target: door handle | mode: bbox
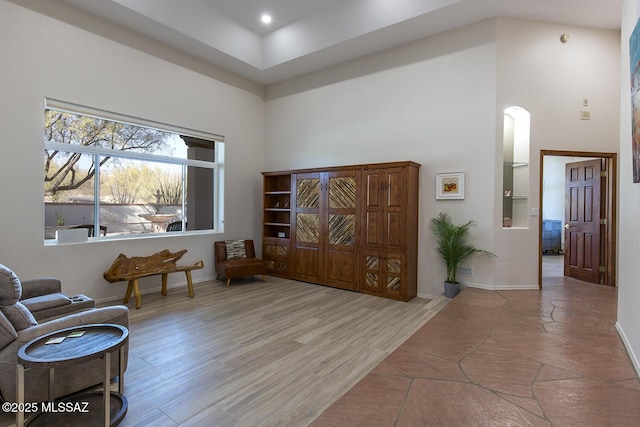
[564,224,570,229]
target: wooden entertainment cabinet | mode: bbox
[262,161,420,301]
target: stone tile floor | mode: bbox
[311,275,640,426]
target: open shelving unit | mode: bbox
[262,173,292,276]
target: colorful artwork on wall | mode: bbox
[435,172,465,199]
[629,17,640,182]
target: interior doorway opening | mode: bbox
[539,150,617,288]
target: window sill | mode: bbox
[44,229,221,246]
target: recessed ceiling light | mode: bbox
[261,14,272,24]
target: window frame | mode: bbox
[44,100,224,243]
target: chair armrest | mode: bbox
[15,305,129,345]
[20,278,62,300]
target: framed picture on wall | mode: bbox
[436,172,465,199]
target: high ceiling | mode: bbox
[57,0,622,85]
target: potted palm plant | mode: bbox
[429,212,495,298]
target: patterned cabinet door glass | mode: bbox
[328,176,356,247]
[264,244,289,274]
[329,176,356,209]
[363,253,382,294]
[265,244,288,258]
[329,214,355,246]
[265,259,289,273]
[296,178,320,208]
[384,253,404,298]
[386,257,402,291]
[296,213,320,243]
[296,177,321,245]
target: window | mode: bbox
[44,99,224,241]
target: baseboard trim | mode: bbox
[464,282,539,291]
[417,292,441,300]
[615,322,640,377]
[96,275,216,305]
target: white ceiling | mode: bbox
[202,0,345,36]
[59,0,622,85]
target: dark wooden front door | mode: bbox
[564,159,601,284]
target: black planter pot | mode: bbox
[444,281,460,298]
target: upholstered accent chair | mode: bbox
[0,264,129,403]
[214,240,267,287]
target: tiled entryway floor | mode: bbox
[311,276,640,426]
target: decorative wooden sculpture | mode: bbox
[104,249,204,309]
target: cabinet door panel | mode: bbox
[361,251,405,298]
[363,170,383,248]
[386,211,405,250]
[384,168,406,251]
[264,242,290,275]
[327,249,357,290]
[365,172,382,208]
[361,252,383,295]
[295,247,320,279]
[386,169,405,208]
[293,173,322,282]
[364,212,381,246]
[325,171,358,288]
[384,253,404,298]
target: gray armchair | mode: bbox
[0,264,129,403]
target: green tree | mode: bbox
[148,167,183,205]
[103,165,144,204]
[100,163,183,205]
[44,109,172,196]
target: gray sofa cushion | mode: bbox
[20,277,62,299]
[0,311,17,351]
[0,302,37,330]
[21,292,71,313]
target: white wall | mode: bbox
[0,1,265,302]
[618,0,640,375]
[265,18,620,297]
[266,21,499,298]
[493,18,620,288]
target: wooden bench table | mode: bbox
[103,249,204,309]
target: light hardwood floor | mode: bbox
[121,276,445,426]
[0,276,445,426]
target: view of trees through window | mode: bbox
[44,105,221,240]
